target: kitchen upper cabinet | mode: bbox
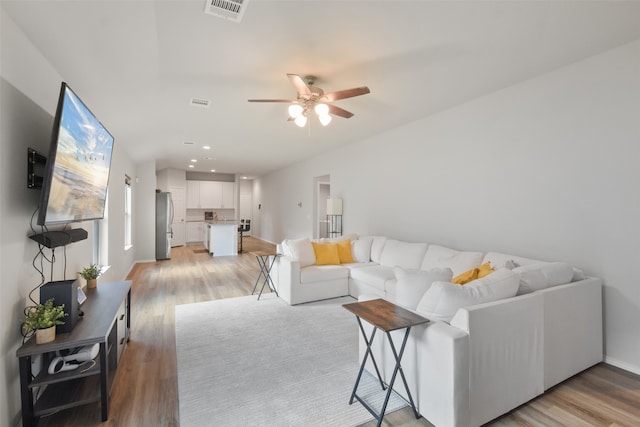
[186,181,201,209]
[186,180,235,209]
[199,181,222,208]
[221,182,235,209]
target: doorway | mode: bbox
[314,175,330,239]
[169,186,186,246]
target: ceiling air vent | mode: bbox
[204,0,249,23]
[190,97,210,108]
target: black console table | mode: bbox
[16,280,131,427]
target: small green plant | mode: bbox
[22,298,67,331]
[79,263,101,280]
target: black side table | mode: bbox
[343,298,429,427]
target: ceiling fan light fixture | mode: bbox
[294,114,307,127]
[314,103,329,116]
[288,103,303,118]
[319,114,332,126]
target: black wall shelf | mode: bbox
[27,148,46,189]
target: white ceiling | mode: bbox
[3,1,640,178]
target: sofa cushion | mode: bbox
[300,265,350,283]
[349,265,395,292]
[379,240,429,269]
[513,262,574,295]
[369,236,388,263]
[416,268,520,322]
[311,242,340,265]
[482,252,542,269]
[351,238,373,263]
[421,245,483,275]
[282,238,315,267]
[394,266,454,310]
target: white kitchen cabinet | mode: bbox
[186,180,235,209]
[199,181,222,208]
[186,181,201,209]
[186,222,205,243]
[207,223,237,256]
[221,182,235,209]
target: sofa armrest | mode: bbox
[274,256,300,305]
[539,277,602,389]
[450,293,544,427]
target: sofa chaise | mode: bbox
[273,235,603,427]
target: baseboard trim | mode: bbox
[604,355,640,376]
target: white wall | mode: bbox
[1,12,141,426]
[257,39,640,374]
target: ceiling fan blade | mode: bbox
[322,86,370,102]
[287,74,312,97]
[247,99,293,103]
[328,104,354,119]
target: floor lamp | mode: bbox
[327,198,343,238]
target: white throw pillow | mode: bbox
[283,238,316,267]
[420,244,483,276]
[513,262,574,295]
[394,266,453,310]
[379,240,429,269]
[416,268,520,322]
[351,238,373,263]
[369,236,388,263]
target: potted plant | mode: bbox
[22,298,67,344]
[79,263,101,288]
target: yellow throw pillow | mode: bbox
[311,242,341,265]
[336,239,354,264]
[452,267,479,285]
[477,261,494,279]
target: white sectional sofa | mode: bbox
[273,235,603,427]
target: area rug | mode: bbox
[175,294,407,427]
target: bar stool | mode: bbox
[238,219,250,253]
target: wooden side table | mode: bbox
[250,251,279,300]
[343,298,429,427]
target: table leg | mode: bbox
[99,340,109,421]
[251,256,268,295]
[383,327,420,419]
[19,355,35,427]
[257,255,279,299]
[351,317,385,400]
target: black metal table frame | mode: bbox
[251,253,279,300]
[349,316,420,427]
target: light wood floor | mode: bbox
[38,239,640,427]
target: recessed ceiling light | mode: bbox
[203,146,211,150]
[242,176,247,180]
[210,169,216,172]
[188,165,195,168]
[190,159,197,162]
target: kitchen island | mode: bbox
[204,222,237,256]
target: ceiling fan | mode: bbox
[248,74,370,127]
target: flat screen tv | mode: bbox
[37,82,114,226]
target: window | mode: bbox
[93,194,108,267]
[124,175,132,250]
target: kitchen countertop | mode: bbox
[186,220,237,224]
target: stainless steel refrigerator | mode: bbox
[155,192,174,260]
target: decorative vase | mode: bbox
[88,278,98,289]
[36,326,56,344]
